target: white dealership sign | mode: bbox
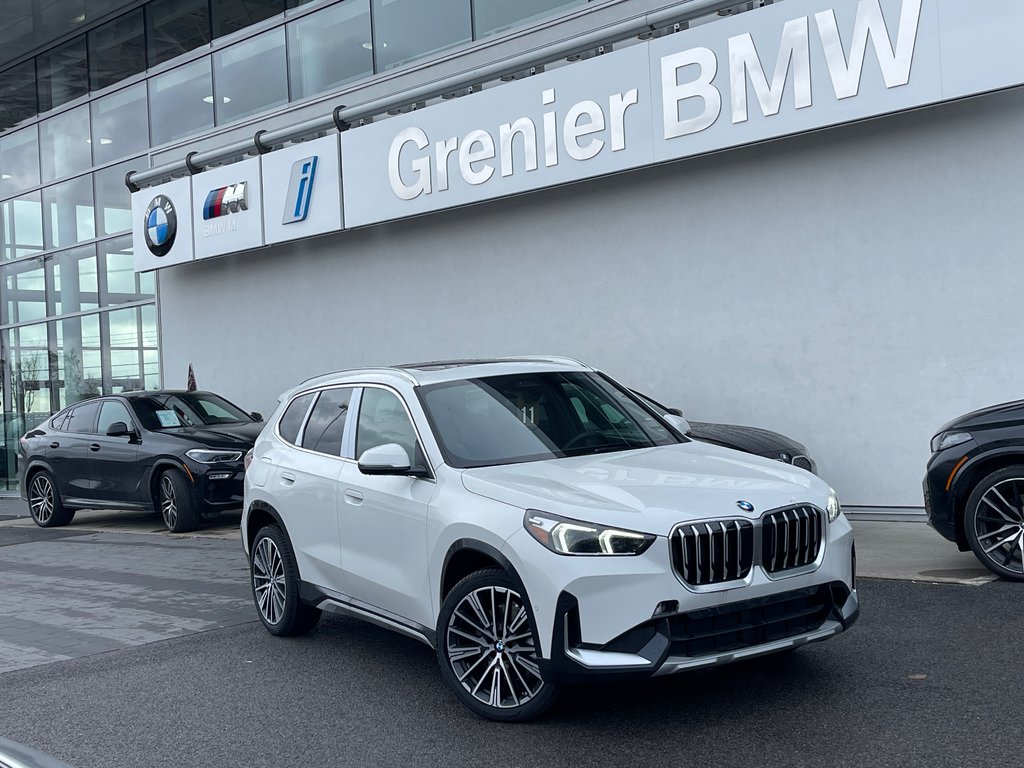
[130,177,194,272]
[341,0,1024,227]
[132,0,1024,266]
[191,157,264,260]
[261,135,343,246]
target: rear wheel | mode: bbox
[964,466,1024,581]
[27,470,74,528]
[157,470,199,533]
[250,524,321,636]
[436,567,558,722]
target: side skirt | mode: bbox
[299,581,436,649]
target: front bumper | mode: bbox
[186,462,245,515]
[923,443,977,546]
[540,580,858,684]
[503,514,857,682]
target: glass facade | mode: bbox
[0,0,592,492]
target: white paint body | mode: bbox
[242,359,856,666]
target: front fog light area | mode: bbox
[525,511,655,555]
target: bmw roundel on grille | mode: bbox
[143,195,177,257]
[736,500,755,512]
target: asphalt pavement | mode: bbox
[0,509,1019,768]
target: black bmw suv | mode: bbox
[19,390,262,533]
[925,400,1024,581]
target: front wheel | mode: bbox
[27,470,75,528]
[964,466,1024,581]
[157,470,198,533]
[436,568,558,722]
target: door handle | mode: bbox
[344,489,364,504]
[89,443,101,452]
[50,442,59,449]
[280,471,296,484]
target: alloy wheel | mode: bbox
[160,475,177,529]
[445,585,545,709]
[252,537,286,625]
[974,478,1024,576]
[29,475,54,524]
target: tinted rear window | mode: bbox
[279,393,315,445]
[65,401,101,434]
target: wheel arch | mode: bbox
[147,458,195,505]
[245,500,289,553]
[952,450,1024,547]
[440,538,527,607]
[22,459,55,492]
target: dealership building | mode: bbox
[0,0,1020,515]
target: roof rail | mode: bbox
[293,366,421,389]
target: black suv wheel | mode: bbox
[27,470,75,528]
[964,466,1024,581]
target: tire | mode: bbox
[27,470,75,528]
[157,470,199,533]
[964,465,1024,581]
[250,524,321,637]
[436,567,558,722]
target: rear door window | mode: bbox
[65,401,101,434]
[301,388,353,457]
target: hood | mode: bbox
[936,400,1024,434]
[687,420,806,458]
[461,442,826,535]
[157,421,261,449]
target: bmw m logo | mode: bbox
[203,182,247,220]
[736,500,755,512]
[143,195,177,257]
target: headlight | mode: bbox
[185,448,243,464]
[826,490,841,523]
[524,511,655,555]
[930,431,971,453]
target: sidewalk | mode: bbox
[0,496,27,521]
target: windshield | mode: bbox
[131,393,252,430]
[418,371,681,468]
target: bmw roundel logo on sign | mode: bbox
[143,195,177,257]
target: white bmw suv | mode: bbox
[242,357,858,721]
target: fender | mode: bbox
[20,458,56,498]
[244,499,288,549]
[441,538,527,596]
[951,446,1024,495]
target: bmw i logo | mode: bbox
[736,500,755,512]
[144,195,177,257]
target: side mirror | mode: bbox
[250,411,263,422]
[358,443,429,477]
[663,413,692,436]
[665,407,684,417]
[106,421,134,438]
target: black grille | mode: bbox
[667,585,834,657]
[672,520,754,586]
[762,505,825,574]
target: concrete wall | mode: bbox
[158,86,1024,508]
